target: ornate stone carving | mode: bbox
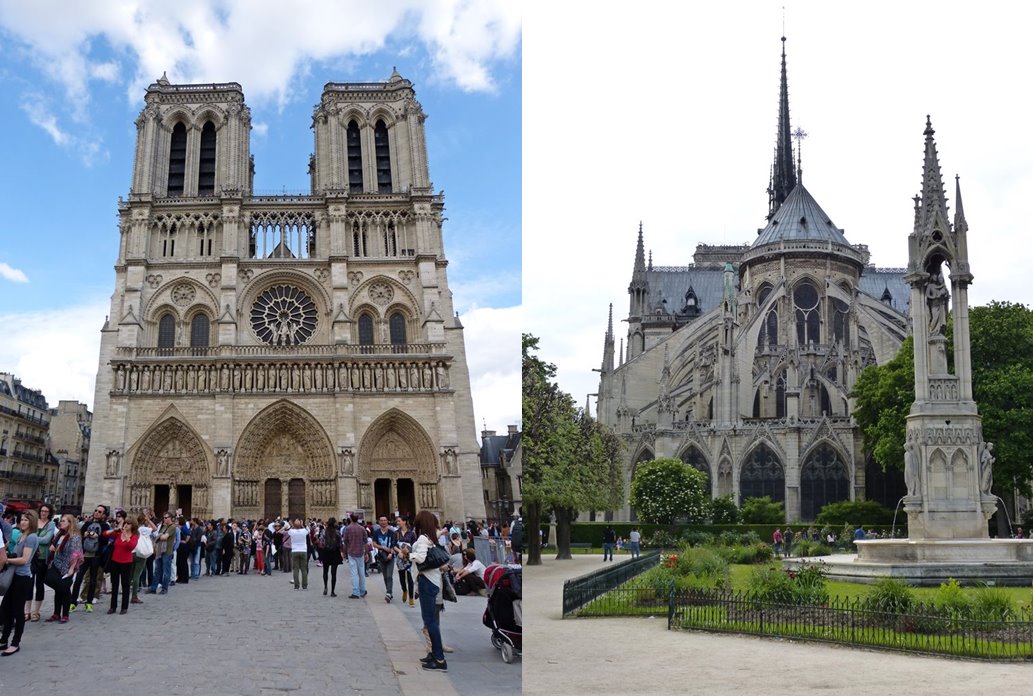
[337,447,354,476]
[978,441,994,495]
[398,270,415,285]
[348,271,363,285]
[105,449,123,477]
[904,439,920,497]
[215,448,231,477]
[146,274,163,289]
[251,284,318,346]
[368,281,393,305]
[239,268,254,283]
[171,282,196,306]
[314,268,330,282]
[205,272,221,288]
[440,447,458,475]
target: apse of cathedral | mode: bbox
[83,71,482,522]
[596,40,919,522]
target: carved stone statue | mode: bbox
[337,447,354,476]
[216,449,231,477]
[105,449,122,477]
[904,440,920,497]
[978,441,994,495]
[926,270,949,335]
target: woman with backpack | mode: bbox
[320,517,343,596]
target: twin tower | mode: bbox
[83,71,482,524]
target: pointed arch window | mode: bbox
[358,314,375,353]
[739,444,785,504]
[389,312,407,353]
[157,313,176,354]
[775,374,786,419]
[374,120,392,193]
[198,121,217,195]
[793,281,821,345]
[352,221,368,257]
[830,298,850,345]
[190,314,210,354]
[347,120,363,193]
[167,123,187,196]
[757,285,778,349]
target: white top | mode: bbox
[287,528,309,553]
[465,558,486,579]
[630,531,640,543]
[410,534,442,589]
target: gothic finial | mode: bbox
[918,116,949,235]
[633,222,646,273]
[157,71,170,86]
[648,249,653,270]
[769,35,797,219]
[954,174,968,234]
[607,303,614,336]
[619,337,624,365]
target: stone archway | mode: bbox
[357,409,438,519]
[234,400,337,520]
[127,416,213,518]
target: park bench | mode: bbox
[569,542,593,552]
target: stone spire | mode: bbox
[768,36,798,219]
[601,303,615,372]
[633,221,646,274]
[657,344,674,428]
[915,116,951,238]
[628,222,649,319]
[954,174,968,235]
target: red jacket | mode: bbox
[104,530,140,564]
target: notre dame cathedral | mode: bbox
[83,71,482,522]
[594,39,938,522]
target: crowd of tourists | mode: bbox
[0,500,511,671]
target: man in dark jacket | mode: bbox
[510,516,524,565]
[602,525,616,562]
[72,504,111,611]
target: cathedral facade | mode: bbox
[596,41,915,522]
[83,72,482,522]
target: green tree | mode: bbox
[710,495,740,524]
[852,337,914,472]
[522,334,625,563]
[628,458,710,524]
[815,499,895,526]
[739,496,785,524]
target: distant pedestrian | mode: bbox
[509,516,524,565]
[773,528,783,557]
[320,517,343,596]
[783,528,793,558]
[288,519,309,590]
[602,525,616,562]
[344,514,369,598]
[372,516,398,602]
[629,527,641,559]
[396,516,417,607]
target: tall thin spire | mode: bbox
[768,36,798,219]
[916,115,950,236]
[954,174,968,234]
[633,221,646,273]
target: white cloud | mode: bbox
[0,300,107,409]
[251,122,269,138]
[0,262,29,283]
[460,305,521,431]
[20,95,69,144]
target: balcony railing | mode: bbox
[117,343,447,359]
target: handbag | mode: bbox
[134,531,154,558]
[43,565,65,589]
[0,563,14,596]
[416,542,451,572]
[441,571,458,602]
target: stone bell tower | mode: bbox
[902,117,997,539]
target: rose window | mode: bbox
[251,285,318,345]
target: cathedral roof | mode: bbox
[753,183,850,248]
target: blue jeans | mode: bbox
[206,549,219,575]
[630,541,640,558]
[150,552,174,591]
[191,546,202,578]
[602,543,614,561]
[348,555,366,597]
[418,574,443,661]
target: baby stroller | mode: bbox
[482,564,522,663]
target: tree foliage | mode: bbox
[739,496,785,524]
[628,458,710,524]
[815,499,896,527]
[853,302,1033,498]
[710,495,740,524]
[522,334,625,563]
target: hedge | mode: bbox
[565,523,826,546]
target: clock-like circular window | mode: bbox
[250,284,318,345]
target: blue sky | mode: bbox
[0,1,521,430]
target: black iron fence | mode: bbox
[562,550,661,616]
[565,573,1033,660]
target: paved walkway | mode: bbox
[2,565,519,696]
[525,555,1033,696]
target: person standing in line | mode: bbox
[396,515,417,607]
[371,516,398,602]
[131,513,155,604]
[25,503,55,623]
[288,519,310,590]
[601,525,616,562]
[320,517,343,595]
[220,521,236,576]
[0,510,39,655]
[71,505,110,612]
[147,512,176,595]
[343,514,368,598]
[175,516,192,584]
[44,515,82,622]
[102,517,139,614]
[190,518,204,579]
[281,522,293,574]
[629,527,641,559]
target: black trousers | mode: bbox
[109,560,133,612]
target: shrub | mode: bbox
[933,578,972,619]
[711,496,740,524]
[720,543,775,565]
[638,564,677,601]
[629,458,711,524]
[862,577,915,614]
[791,539,834,557]
[747,562,828,605]
[681,530,714,547]
[717,530,762,547]
[791,562,830,605]
[674,546,731,590]
[971,587,1015,622]
[646,529,679,549]
[816,499,896,527]
[739,496,785,524]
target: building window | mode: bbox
[389,312,407,353]
[793,281,821,345]
[739,444,785,504]
[358,314,374,353]
[190,314,210,352]
[198,121,216,195]
[162,223,177,257]
[347,120,363,193]
[383,221,398,256]
[800,443,850,521]
[157,313,176,353]
[167,123,187,196]
[352,221,367,257]
[830,297,850,345]
[374,120,391,193]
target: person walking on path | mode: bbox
[372,516,398,602]
[0,509,39,656]
[288,519,310,590]
[102,517,139,614]
[343,514,369,598]
[320,517,343,595]
[396,516,417,607]
[399,510,448,673]
[773,528,783,557]
[602,525,616,562]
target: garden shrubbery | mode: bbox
[790,539,834,557]
[861,577,915,614]
[747,562,829,605]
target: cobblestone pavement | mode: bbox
[525,556,1033,696]
[0,570,386,695]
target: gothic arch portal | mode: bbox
[233,400,337,520]
[357,409,439,519]
[126,413,213,518]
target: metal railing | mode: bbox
[117,343,447,358]
[562,550,661,616]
